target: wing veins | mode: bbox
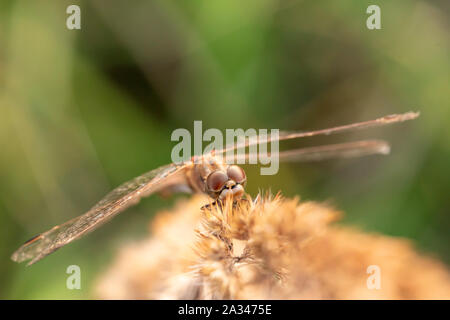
[229,139,390,163]
[11,164,185,265]
[216,112,419,155]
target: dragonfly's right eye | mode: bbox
[206,171,228,192]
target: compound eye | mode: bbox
[227,165,246,184]
[206,171,228,192]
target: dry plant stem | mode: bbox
[96,193,450,300]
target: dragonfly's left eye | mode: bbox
[227,165,246,184]
[206,171,228,192]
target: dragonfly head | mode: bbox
[205,165,247,200]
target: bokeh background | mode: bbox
[0,0,448,299]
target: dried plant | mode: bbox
[95,193,450,299]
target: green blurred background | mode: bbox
[0,0,448,299]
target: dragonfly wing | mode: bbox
[216,112,419,156]
[11,163,188,265]
[276,140,390,162]
[231,140,390,163]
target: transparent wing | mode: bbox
[276,139,390,162]
[216,112,419,155]
[231,140,390,163]
[11,163,187,265]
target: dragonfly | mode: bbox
[11,111,419,266]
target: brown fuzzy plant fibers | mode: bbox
[95,193,450,299]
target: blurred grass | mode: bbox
[0,0,449,299]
